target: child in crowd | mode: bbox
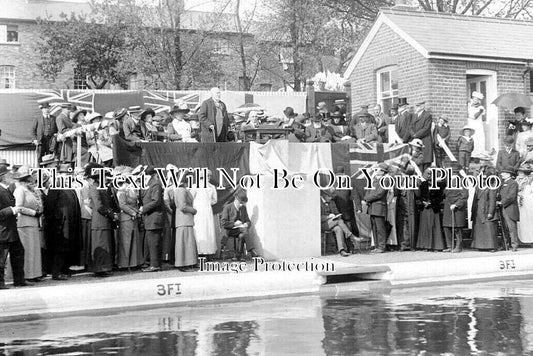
[433,116,450,166]
[457,126,474,170]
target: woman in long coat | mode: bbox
[173,174,198,271]
[87,166,116,276]
[471,168,499,250]
[116,173,142,269]
[416,167,445,251]
[14,167,43,280]
[190,170,218,256]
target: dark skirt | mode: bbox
[89,229,114,273]
[416,209,445,250]
[117,218,142,268]
[471,214,498,250]
[174,226,198,267]
[161,212,175,262]
[80,218,91,267]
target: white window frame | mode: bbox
[73,67,89,90]
[376,65,399,112]
[0,65,15,88]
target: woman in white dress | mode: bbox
[467,91,486,158]
[518,164,533,243]
[190,169,218,256]
[167,102,198,142]
[516,121,533,158]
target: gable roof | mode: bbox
[344,8,533,78]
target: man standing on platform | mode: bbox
[395,98,412,144]
[198,87,231,142]
[0,166,27,288]
[32,102,58,163]
[410,101,433,172]
[442,163,469,252]
[373,104,390,143]
[499,167,520,251]
[123,106,147,142]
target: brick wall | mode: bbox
[349,22,531,152]
[348,24,429,115]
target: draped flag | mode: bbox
[350,142,410,179]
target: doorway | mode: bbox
[466,70,498,155]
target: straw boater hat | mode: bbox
[128,106,142,115]
[461,126,475,135]
[409,138,425,148]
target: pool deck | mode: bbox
[2,248,533,321]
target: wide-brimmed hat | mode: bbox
[113,108,128,120]
[170,102,190,114]
[140,108,156,120]
[72,109,87,123]
[472,91,484,100]
[409,138,425,148]
[86,112,102,123]
[0,158,10,167]
[461,126,475,135]
[283,107,297,118]
[14,165,32,180]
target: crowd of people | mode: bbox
[0,159,261,289]
[2,86,531,287]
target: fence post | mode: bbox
[306,80,315,116]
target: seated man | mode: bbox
[321,189,363,257]
[123,106,148,142]
[305,115,334,142]
[350,113,378,143]
[220,190,261,259]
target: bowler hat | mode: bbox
[39,102,50,109]
[409,138,425,148]
[283,107,297,118]
[0,158,10,167]
[140,108,156,120]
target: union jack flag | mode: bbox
[67,91,94,113]
[350,142,410,179]
[35,90,68,116]
[143,91,201,113]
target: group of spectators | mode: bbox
[0,158,261,289]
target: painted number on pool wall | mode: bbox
[157,283,182,296]
[498,260,516,270]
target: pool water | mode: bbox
[2,279,533,355]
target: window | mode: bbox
[213,39,230,55]
[0,65,15,88]
[376,66,398,114]
[0,25,18,43]
[73,67,89,89]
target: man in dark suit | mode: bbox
[32,102,58,163]
[305,115,334,142]
[496,136,521,172]
[0,166,27,288]
[198,87,231,142]
[220,190,260,259]
[499,167,520,251]
[373,104,390,143]
[410,101,433,172]
[442,163,469,252]
[395,98,412,144]
[362,163,389,253]
[140,166,165,272]
[123,106,148,142]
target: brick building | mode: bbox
[344,7,533,152]
[0,0,286,91]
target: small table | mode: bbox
[242,127,293,143]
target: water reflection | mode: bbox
[1,280,533,355]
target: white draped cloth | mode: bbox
[190,181,218,254]
[518,180,533,243]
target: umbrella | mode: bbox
[233,103,265,114]
[492,92,533,110]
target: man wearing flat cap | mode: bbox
[32,102,58,163]
[410,101,433,172]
